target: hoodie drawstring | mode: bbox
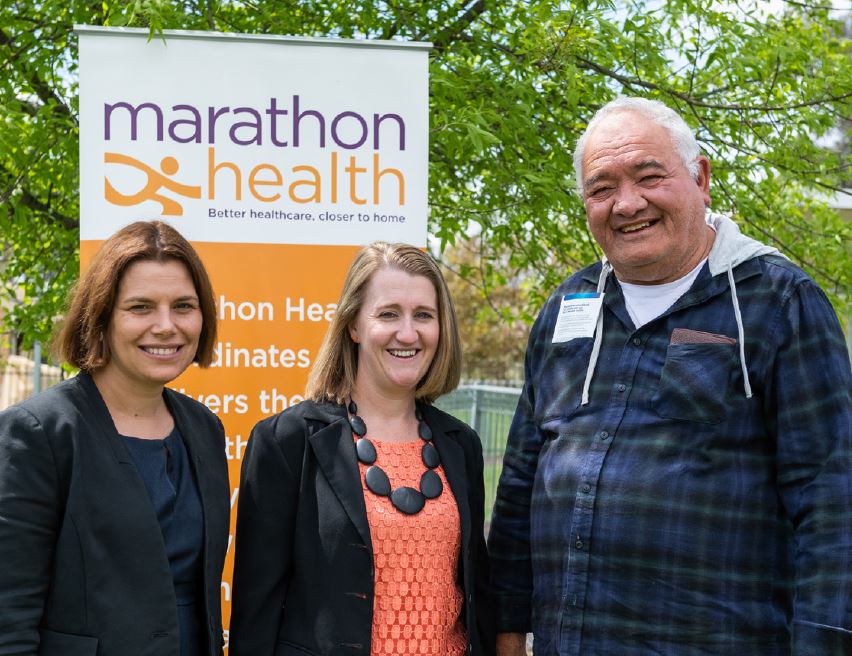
[727,265,753,399]
[581,262,611,406]
[580,260,752,405]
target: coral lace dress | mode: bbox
[357,437,467,656]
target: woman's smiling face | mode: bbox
[101,258,203,392]
[349,267,440,399]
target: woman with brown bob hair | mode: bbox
[231,242,494,656]
[0,221,230,656]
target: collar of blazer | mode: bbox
[301,400,471,557]
[75,370,210,467]
[73,371,221,538]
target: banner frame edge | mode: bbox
[73,24,433,52]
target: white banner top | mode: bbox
[77,26,430,246]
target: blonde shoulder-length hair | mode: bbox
[305,242,461,405]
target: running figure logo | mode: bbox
[104,153,201,216]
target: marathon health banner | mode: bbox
[77,26,430,648]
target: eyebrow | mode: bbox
[373,302,438,313]
[584,158,667,190]
[121,295,199,303]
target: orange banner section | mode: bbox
[80,240,360,649]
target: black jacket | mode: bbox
[0,372,230,656]
[230,400,495,656]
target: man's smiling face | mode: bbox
[581,111,714,285]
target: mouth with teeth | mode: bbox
[619,219,658,233]
[140,346,181,356]
[388,349,417,358]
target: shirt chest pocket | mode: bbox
[535,338,595,428]
[652,342,737,424]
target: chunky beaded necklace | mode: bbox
[348,400,443,515]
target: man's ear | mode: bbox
[696,156,711,207]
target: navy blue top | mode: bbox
[122,426,205,656]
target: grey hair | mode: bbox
[573,97,701,194]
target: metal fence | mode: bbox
[0,355,66,411]
[435,382,522,527]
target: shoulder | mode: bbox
[243,400,345,475]
[733,255,837,320]
[735,254,815,294]
[251,399,345,443]
[759,254,814,289]
[548,263,601,305]
[0,378,87,474]
[9,375,85,421]
[0,376,95,447]
[530,262,601,334]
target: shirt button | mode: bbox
[575,539,583,549]
[599,430,610,440]
[632,337,642,346]
[581,483,591,493]
[616,383,626,392]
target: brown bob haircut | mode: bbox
[306,242,462,405]
[54,220,217,370]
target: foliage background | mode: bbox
[1,1,849,369]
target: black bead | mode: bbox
[365,466,391,496]
[350,402,443,514]
[349,415,367,437]
[420,470,443,499]
[391,486,425,515]
[421,442,440,469]
[355,438,376,464]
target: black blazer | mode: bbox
[0,372,230,656]
[230,400,495,656]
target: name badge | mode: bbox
[552,293,604,343]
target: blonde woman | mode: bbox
[231,242,494,656]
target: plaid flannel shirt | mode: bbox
[488,252,852,656]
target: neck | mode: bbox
[351,376,417,420]
[91,367,167,422]
[350,379,418,443]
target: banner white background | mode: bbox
[79,27,429,246]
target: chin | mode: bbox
[141,367,188,386]
[385,378,421,395]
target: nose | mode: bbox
[151,307,177,334]
[396,316,418,343]
[612,184,648,217]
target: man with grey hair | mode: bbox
[488,97,851,655]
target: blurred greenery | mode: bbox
[2,0,850,348]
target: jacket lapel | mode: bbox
[306,404,373,551]
[166,389,213,506]
[74,371,135,464]
[424,406,471,562]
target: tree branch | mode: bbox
[0,27,76,123]
[18,189,78,232]
[575,56,852,111]
[429,0,487,53]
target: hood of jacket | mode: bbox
[581,211,785,405]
